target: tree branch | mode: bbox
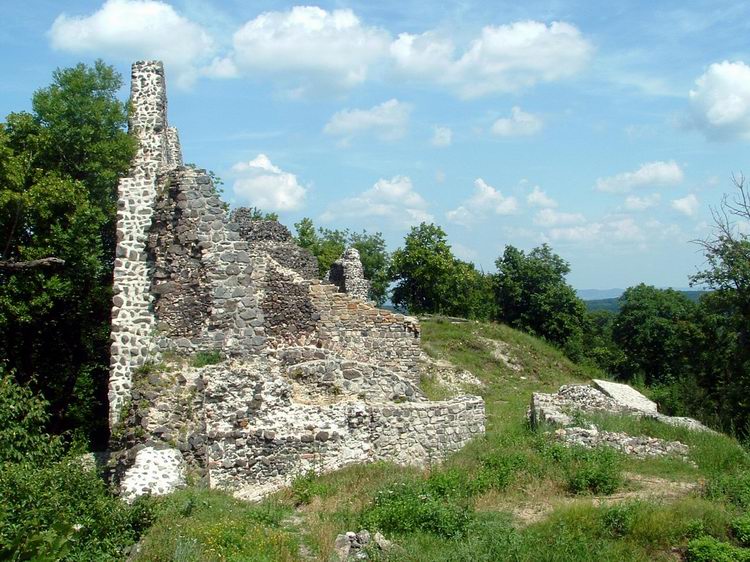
[0,257,65,272]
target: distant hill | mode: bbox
[577,288,625,300]
[584,290,710,313]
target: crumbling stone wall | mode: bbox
[230,212,319,279]
[326,248,371,301]
[109,60,485,501]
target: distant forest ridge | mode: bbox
[584,290,710,313]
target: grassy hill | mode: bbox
[133,319,750,561]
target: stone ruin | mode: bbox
[326,248,371,302]
[108,61,485,501]
[529,379,711,461]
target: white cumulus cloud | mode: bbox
[324,99,411,142]
[446,178,518,226]
[321,176,432,227]
[48,0,214,89]
[671,194,700,216]
[231,154,306,212]
[548,217,645,244]
[216,6,390,91]
[689,61,750,141]
[595,161,684,193]
[624,193,661,211]
[492,107,543,137]
[526,185,557,207]
[431,126,453,147]
[390,21,593,98]
[533,208,585,227]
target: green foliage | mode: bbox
[686,536,749,562]
[0,61,135,445]
[612,284,698,385]
[0,374,62,464]
[361,480,473,538]
[294,217,391,304]
[732,514,750,547]
[494,244,587,355]
[563,446,623,495]
[290,470,331,505]
[243,206,279,221]
[133,488,296,562]
[389,223,495,318]
[705,470,750,510]
[191,351,222,368]
[0,458,152,561]
[0,522,76,562]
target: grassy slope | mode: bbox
[134,319,750,562]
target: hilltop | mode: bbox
[130,318,750,561]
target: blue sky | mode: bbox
[3,0,750,290]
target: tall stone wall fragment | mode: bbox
[109,61,181,427]
[326,248,371,302]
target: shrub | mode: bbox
[0,374,63,464]
[425,468,477,499]
[290,471,330,505]
[0,458,152,561]
[732,514,750,547]
[601,503,638,537]
[686,536,748,562]
[191,351,222,368]
[476,451,524,492]
[361,480,473,538]
[564,447,622,495]
[706,470,750,509]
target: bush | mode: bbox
[706,470,750,509]
[686,535,748,562]
[732,514,750,547]
[361,480,473,538]
[476,452,524,492]
[0,458,152,561]
[0,374,63,464]
[601,503,638,537]
[290,471,330,505]
[564,447,622,495]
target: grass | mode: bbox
[135,318,750,560]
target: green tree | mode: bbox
[390,223,457,314]
[0,61,135,445]
[294,218,390,304]
[611,284,698,385]
[494,244,587,355]
[689,176,750,434]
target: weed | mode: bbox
[191,351,222,368]
[291,471,331,505]
[564,446,623,495]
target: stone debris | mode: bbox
[418,352,485,395]
[119,446,186,503]
[529,382,712,433]
[529,379,712,461]
[478,336,523,372]
[325,248,371,302]
[555,427,690,460]
[108,61,486,502]
[592,379,658,414]
[334,530,396,561]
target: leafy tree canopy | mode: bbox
[0,61,134,445]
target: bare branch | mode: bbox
[0,257,65,272]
